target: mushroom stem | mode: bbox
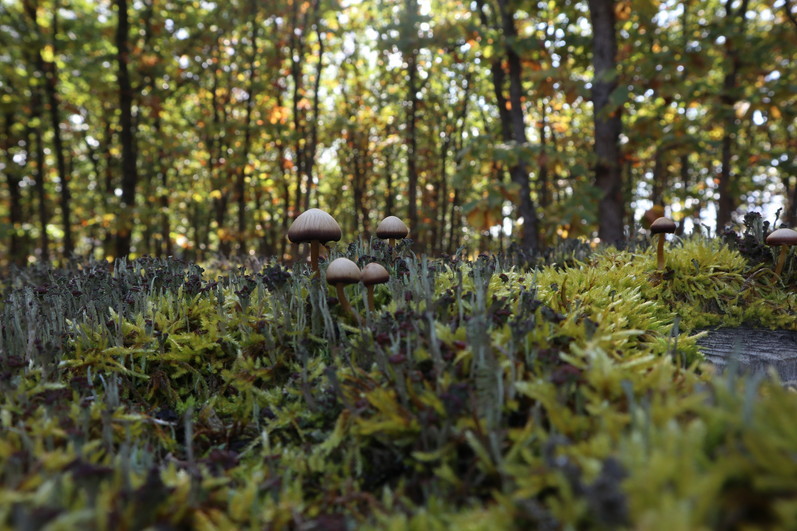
[336,283,361,324]
[389,238,395,247]
[656,233,666,270]
[366,285,376,312]
[310,240,319,273]
[775,245,788,278]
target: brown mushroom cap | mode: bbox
[650,217,677,235]
[766,228,797,246]
[376,216,409,240]
[361,263,389,286]
[326,258,361,285]
[288,209,342,244]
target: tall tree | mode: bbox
[114,0,138,258]
[402,0,420,237]
[236,0,261,254]
[2,109,25,264]
[30,85,50,261]
[716,0,751,231]
[497,0,539,252]
[588,0,624,244]
[476,0,540,253]
[23,0,73,256]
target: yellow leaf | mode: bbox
[615,1,631,20]
[209,189,222,199]
[41,44,55,63]
[770,106,782,119]
[734,100,750,118]
[467,208,486,231]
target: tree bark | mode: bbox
[538,101,550,210]
[588,0,625,245]
[716,0,751,231]
[385,145,394,218]
[477,0,540,253]
[115,0,138,259]
[404,0,420,241]
[304,8,324,212]
[237,1,260,254]
[23,0,72,258]
[651,147,665,207]
[3,110,25,264]
[43,5,72,256]
[30,87,50,261]
[289,0,310,219]
[436,124,449,253]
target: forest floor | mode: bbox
[1,225,797,529]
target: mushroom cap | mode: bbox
[641,205,665,229]
[361,263,389,286]
[650,217,677,235]
[766,228,797,246]
[326,257,361,285]
[288,209,342,244]
[376,216,409,240]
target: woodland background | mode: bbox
[0,0,795,264]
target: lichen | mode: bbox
[0,236,796,529]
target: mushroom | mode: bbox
[650,217,676,270]
[376,216,409,247]
[641,205,665,229]
[326,257,362,322]
[361,262,389,312]
[766,228,797,278]
[287,208,342,273]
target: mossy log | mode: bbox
[699,326,797,384]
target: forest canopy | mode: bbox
[0,0,795,264]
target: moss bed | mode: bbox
[1,230,797,529]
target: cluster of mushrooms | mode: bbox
[287,208,409,323]
[288,208,793,322]
[650,215,797,278]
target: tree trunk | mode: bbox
[538,101,550,210]
[41,5,72,257]
[716,0,750,231]
[680,153,692,235]
[785,127,797,225]
[237,2,260,254]
[30,87,50,262]
[404,0,420,241]
[437,128,450,253]
[3,110,25,264]
[588,0,625,245]
[352,140,365,235]
[478,0,540,253]
[290,0,308,219]
[651,147,665,207]
[304,9,323,212]
[385,147,394,217]
[23,0,71,259]
[406,50,419,241]
[115,0,138,259]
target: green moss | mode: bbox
[1,238,796,529]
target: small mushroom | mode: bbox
[326,257,361,322]
[361,262,389,312]
[650,217,676,270]
[287,208,342,273]
[641,205,665,229]
[766,228,797,278]
[376,216,409,247]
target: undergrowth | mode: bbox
[1,229,796,530]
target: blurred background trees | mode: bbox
[0,0,795,263]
